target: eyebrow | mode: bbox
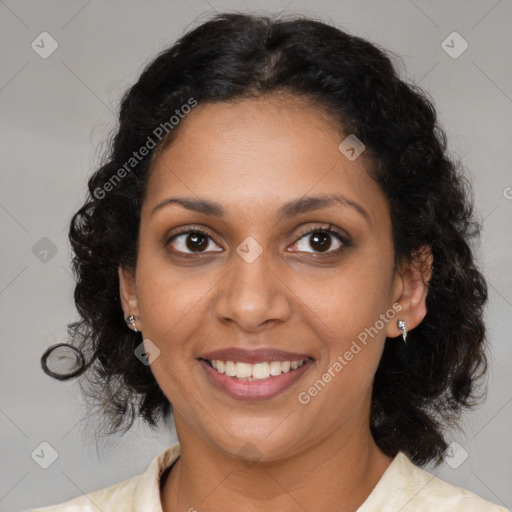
[150,193,370,224]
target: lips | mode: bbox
[197,347,315,401]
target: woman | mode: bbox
[32,12,508,512]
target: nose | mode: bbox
[213,247,292,332]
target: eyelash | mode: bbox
[165,224,350,257]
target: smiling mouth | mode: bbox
[200,358,313,381]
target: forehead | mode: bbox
[142,96,388,226]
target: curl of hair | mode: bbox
[41,12,488,465]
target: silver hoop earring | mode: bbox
[126,314,138,332]
[397,320,407,344]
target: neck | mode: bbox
[161,419,393,512]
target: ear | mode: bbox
[386,245,433,339]
[118,266,141,330]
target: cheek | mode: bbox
[136,237,206,307]
[134,251,214,360]
[306,263,391,339]
[134,263,211,407]
[299,272,390,418]
[302,255,393,391]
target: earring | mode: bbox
[397,320,407,344]
[126,314,138,332]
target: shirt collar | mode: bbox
[355,450,433,511]
[134,442,181,512]
[132,444,413,512]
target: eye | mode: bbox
[166,227,222,254]
[289,225,349,255]
[165,224,350,256]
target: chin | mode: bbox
[203,422,306,464]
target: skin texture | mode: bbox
[119,95,432,512]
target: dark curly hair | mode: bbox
[41,12,488,466]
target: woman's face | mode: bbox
[120,95,406,461]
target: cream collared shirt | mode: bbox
[28,442,509,511]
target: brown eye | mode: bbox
[289,226,349,255]
[167,229,222,254]
[308,231,333,252]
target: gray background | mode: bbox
[1,1,511,510]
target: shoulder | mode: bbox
[400,457,508,511]
[359,451,509,512]
[26,474,140,511]
[26,442,181,512]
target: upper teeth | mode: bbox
[209,359,306,380]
